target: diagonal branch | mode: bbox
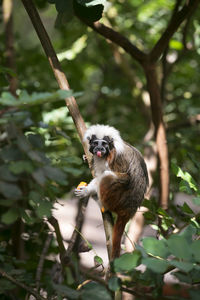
[149,0,199,62]
[21,0,114,264]
[0,268,46,300]
[83,21,147,63]
[36,233,53,291]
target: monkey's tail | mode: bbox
[112,215,129,259]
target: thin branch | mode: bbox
[83,21,147,63]
[0,268,46,300]
[36,233,53,291]
[65,196,89,257]
[150,0,199,62]
[48,216,66,260]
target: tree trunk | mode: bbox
[144,63,169,209]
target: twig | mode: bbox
[82,20,147,64]
[0,268,46,300]
[65,196,89,257]
[48,216,66,261]
[36,233,53,291]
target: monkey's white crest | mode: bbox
[84,124,125,154]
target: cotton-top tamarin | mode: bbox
[75,124,149,259]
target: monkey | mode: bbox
[75,124,149,259]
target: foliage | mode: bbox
[111,170,200,297]
[0,91,87,298]
[0,0,200,299]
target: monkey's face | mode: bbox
[88,135,114,158]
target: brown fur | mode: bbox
[99,143,148,259]
[84,125,149,259]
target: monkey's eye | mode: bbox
[92,141,99,146]
[102,141,108,147]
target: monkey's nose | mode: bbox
[97,147,104,151]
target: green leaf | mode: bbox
[170,260,194,272]
[32,169,46,186]
[142,237,169,258]
[73,0,104,22]
[169,39,183,50]
[114,251,141,272]
[0,89,74,107]
[0,278,16,292]
[108,277,121,292]
[0,180,22,200]
[167,235,192,261]
[179,180,192,194]
[9,161,34,174]
[1,208,19,224]
[94,255,103,265]
[180,224,197,242]
[172,271,192,284]
[142,257,169,273]
[157,207,170,217]
[181,202,194,214]
[0,92,17,106]
[35,200,52,218]
[55,0,72,12]
[28,134,44,149]
[65,267,75,285]
[0,66,17,77]
[0,146,22,161]
[0,165,18,182]
[53,283,80,299]
[191,240,200,262]
[29,190,42,204]
[17,135,31,152]
[63,166,83,177]
[21,209,36,225]
[171,164,198,192]
[43,166,66,183]
[81,282,112,300]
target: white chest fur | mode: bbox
[93,157,110,177]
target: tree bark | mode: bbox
[143,64,169,209]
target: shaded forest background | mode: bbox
[0,0,200,299]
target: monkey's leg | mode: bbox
[99,172,129,212]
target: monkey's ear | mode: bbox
[109,138,114,149]
[87,134,96,144]
[104,136,114,149]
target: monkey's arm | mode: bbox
[74,178,97,198]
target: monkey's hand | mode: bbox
[74,186,89,198]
